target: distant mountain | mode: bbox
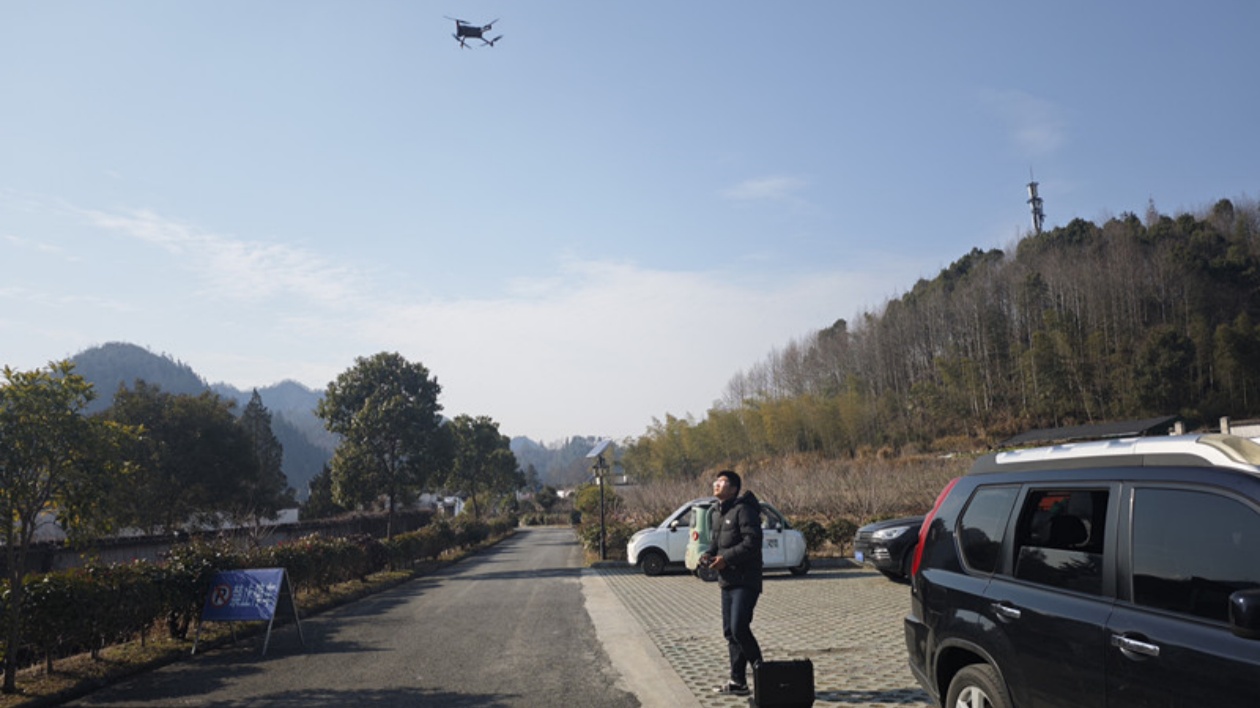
[214,379,323,417]
[73,342,207,414]
[510,435,610,488]
[69,343,609,497]
[70,342,332,500]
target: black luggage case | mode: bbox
[750,659,814,708]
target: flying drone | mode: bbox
[446,17,501,48]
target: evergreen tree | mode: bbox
[236,389,295,525]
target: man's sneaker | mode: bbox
[713,680,750,696]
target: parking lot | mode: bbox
[595,562,933,707]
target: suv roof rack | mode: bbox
[970,433,1260,475]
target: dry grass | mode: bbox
[617,453,970,528]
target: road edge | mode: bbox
[581,569,699,708]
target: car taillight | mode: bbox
[911,477,960,578]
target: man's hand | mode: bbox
[710,555,728,571]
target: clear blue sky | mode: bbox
[3,2,1257,443]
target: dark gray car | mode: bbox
[853,515,922,580]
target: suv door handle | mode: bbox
[1111,634,1160,658]
[992,603,1021,620]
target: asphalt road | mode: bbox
[68,527,640,708]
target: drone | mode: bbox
[445,17,502,48]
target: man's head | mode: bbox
[713,469,741,501]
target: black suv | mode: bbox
[905,434,1260,708]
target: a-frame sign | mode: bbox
[193,567,304,656]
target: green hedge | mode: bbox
[0,515,515,674]
[575,518,636,559]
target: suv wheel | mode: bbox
[789,557,810,576]
[899,544,915,580]
[640,550,667,576]
[945,664,1010,708]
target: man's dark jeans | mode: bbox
[720,585,763,684]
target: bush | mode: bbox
[575,518,635,559]
[162,539,239,639]
[825,517,860,550]
[573,483,621,518]
[21,572,82,671]
[520,512,569,526]
[385,521,456,567]
[794,519,827,552]
[450,517,489,547]
[2,515,527,675]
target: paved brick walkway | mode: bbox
[596,564,933,707]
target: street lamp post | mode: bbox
[593,454,609,560]
[584,439,615,563]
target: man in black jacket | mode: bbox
[701,469,764,696]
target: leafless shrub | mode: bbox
[617,454,968,528]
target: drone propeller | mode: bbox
[444,16,468,24]
[487,35,503,46]
[482,18,499,29]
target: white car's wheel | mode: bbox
[640,550,667,576]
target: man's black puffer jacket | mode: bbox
[706,491,763,592]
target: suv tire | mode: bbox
[945,664,1010,708]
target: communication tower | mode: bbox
[1027,171,1045,234]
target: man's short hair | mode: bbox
[716,469,741,492]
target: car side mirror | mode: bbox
[1229,588,1260,640]
[669,520,680,532]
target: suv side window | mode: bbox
[1130,487,1260,622]
[1012,488,1109,595]
[958,485,1019,573]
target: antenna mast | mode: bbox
[1027,170,1045,234]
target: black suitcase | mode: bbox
[750,659,814,708]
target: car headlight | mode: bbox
[872,525,913,541]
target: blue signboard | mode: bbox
[194,567,303,656]
[201,568,285,623]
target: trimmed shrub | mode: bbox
[825,517,860,552]
[162,539,239,639]
[575,518,635,558]
[794,519,827,552]
[2,514,524,673]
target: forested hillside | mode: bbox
[72,342,207,413]
[70,343,333,498]
[623,198,1260,479]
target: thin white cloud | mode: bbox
[4,233,73,259]
[721,175,809,202]
[8,199,908,441]
[82,208,365,305]
[0,284,133,312]
[981,88,1067,157]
